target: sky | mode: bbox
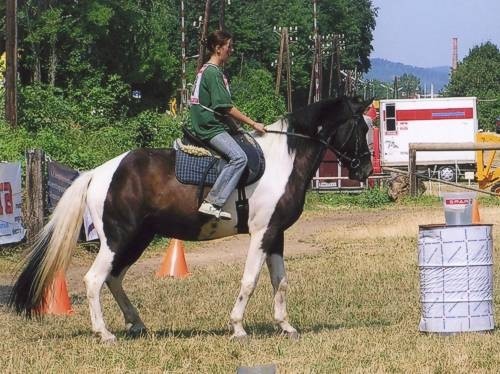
[371,0,500,68]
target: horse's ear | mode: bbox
[362,97,374,111]
[345,96,365,115]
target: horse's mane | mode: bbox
[284,96,345,152]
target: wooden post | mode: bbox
[408,145,417,196]
[25,149,45,244]
[197,0,211,71]
[408,142,500,197]
[5,0,17,126]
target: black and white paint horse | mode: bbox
[10,96,373,343]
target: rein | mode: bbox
[264,118,369,169]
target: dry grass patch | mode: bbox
[1,214,499,372]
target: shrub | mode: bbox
[231,68,286,125]
[18,84,74,132]
[123,110,184,149]
[67,74,130,129]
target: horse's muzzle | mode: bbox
[348,161,373,181]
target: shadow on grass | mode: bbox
[152,318,394,340]
[0,284,12,306]
[13,319,500,342]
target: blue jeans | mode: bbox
[206,131,248,207]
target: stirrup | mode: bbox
[198,201,232,220]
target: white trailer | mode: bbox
[379,97,478,181]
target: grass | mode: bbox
[0,198,499,372]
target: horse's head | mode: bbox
[318,96,373,181]
[285,96,373,181]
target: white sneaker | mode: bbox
[198,201,232,220]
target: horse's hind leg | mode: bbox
[265,231,298,339]
[84,243,116,343]
[104,228,155,338]
[106,267,147,337]
[229,229,267,339]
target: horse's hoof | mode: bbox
[284,330,299,340]
[127,324,148,338]
[101,334,117,345]
[231,333,249,343]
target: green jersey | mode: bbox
[188,63,233,140]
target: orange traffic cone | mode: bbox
[472,199,481,224]
[39,270,74,315]
[156,239,190,278]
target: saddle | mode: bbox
[174,128,265,232]
[175,127,265,187]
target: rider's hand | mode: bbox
[252,122,266,135]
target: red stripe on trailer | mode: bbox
[396,108,473,121]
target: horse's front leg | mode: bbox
[229,229,267,340]
[265,230,298,339]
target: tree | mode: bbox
[445,42,500,131]
[2,0,377,113]
[397,73,420,99]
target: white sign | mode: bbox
[0,163,26,244]
[83,206,99,241]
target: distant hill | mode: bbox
[365,58,451,92]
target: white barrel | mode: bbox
[418,224,494,333]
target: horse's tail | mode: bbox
[9,171,94,318]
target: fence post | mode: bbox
[408,144,417,196]
[25,149,45,245]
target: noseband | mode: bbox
[265,116,370,169]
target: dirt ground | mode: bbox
[2,204,499,299]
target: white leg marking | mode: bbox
[229,229,267,338]
[84,243,115,343]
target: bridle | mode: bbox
[265,115,370,169]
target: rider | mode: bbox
[189,30,266,220]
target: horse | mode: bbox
[10,96,373,343]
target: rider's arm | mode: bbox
[226,107,266,134]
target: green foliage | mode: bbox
[126,110,184,149]
[18,84,74,131]
[396,194,440,207]
[3,0,377,110]
[231,68,286,124]
[445,42,500,132]
[397,73,421,98]
[306,187,392,209]
[356,186,392,207]
[19,76,130,132]
[67,74,131,129]
[2,81,185,170]
[0,121,32,162]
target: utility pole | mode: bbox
[274,28,285,96]
[219,0,225,31]
[273,26,294,112]
[333,33,345,97]
[285,33,293,112]
[5,0,17,126]
[197,0,211,71]
[308,0,322,104]
[328,40,334,97]
[180,0,187,110]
